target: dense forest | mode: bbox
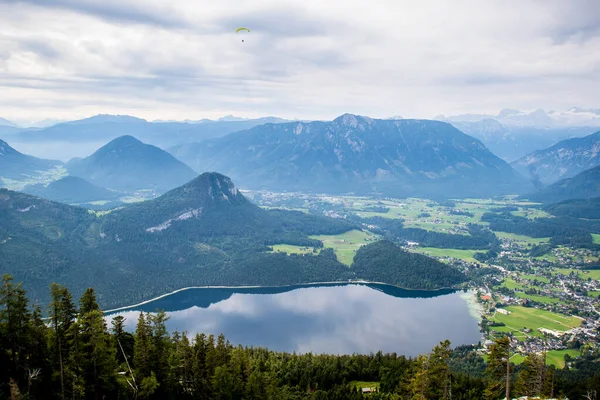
[351,241,466,289]
[2,275,600,400]
[480,211,600,249]
[543,197,600,219]
[349,216,498,250]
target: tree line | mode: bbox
[2,275,600,399]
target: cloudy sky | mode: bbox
[1,0,599,124]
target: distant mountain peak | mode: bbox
[497,108,525,117]
[66,135,196,193]
[181,172,243,203]
[334,113,373,127]
[0,117,18,128]
[217,115,248,122]
[67,114,147,125]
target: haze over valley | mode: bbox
[2,0,600,398]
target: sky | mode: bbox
[0,0,599,125]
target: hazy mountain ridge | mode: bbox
[0,117,18,127]
[511,131,600,185]
[23,176,122,204]
[13,113,292,149]
[66,135,197,193]
[0,138,63,184]
[441,107,600,128]
[526,165,600,203]
[170,114,528,198]
[450,120,596,162]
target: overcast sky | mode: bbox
[1,0,599,124]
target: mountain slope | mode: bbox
[0,139,63,184]
[170,114,527,198]
[0,173,357,307]
[451,120,595,162]
[512,131,600,185]
[23,176,121,204]
[526,165,600,203]
[66,135,197,193]
[0,172,462,308]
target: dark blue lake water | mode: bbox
[108,283,481,356]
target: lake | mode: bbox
[108,283,482,356]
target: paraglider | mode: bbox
[236,27,250,42]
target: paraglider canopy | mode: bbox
[236,27,250,42]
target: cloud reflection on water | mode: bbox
[111,284,480,356]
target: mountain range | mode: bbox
[170,114,529,198]
[66,135,197,193]
[511,131,600,185]
[13,114,291,147]
[440,107,600,128]
[450,120,596,162]
[0,172,462,307]
[0,138,62,184]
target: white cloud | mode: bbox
[0,0,599,123]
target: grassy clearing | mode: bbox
[521,274,550,284]
[546,349,580,368]
[494,232,550,245]
[588,291,600,298]
[593,234,600,245]
[271,244,318,255]
[310,229,379,266]
[409,247,478,263]
[490,306,581,339]
[348,381,380,391]
[509,350,579,368]
[513,292,559,304]
[554,268,600,281]
[501,278,525,290]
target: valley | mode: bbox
[244,189,600,368]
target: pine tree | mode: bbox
[48,283,76,400]
[429,340,452,399]
[78,288,116,399]
[0,274,31,389]
[484,336,511,400]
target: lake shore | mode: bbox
[104,280,456,314]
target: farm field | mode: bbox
[494,232,550,246]
[489,306,582,340]
[409,247,478,263]
[310,229,379,266]
[510,349,580,368]
[271,244,318,255]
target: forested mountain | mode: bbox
[0,138,62,184]
[170,114,527,198]
[512,131,600,185]
[66,135,197,193]
[526,165,600,203]
[1,173,462,308]
[352,241,466,289]
[544,197,600,219]
[22,176,122,204]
